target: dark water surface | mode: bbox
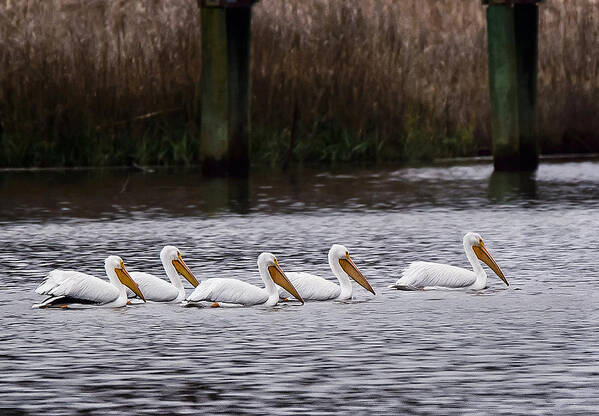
[1,160,598,415]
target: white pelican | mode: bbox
[279,244,376,301]
[184,252,303,307]
[127,246,199,302]
[33,256,146,308]
[389,232,509,290]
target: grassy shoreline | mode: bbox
[1,0,598,168]
[4,153,599,175]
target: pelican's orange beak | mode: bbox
[172,252,199,287]
[115,261,146,301]
[268,260,304,304]
[473,242,509,286]
[339,253,375,295]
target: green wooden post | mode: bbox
[226,7,252,176]
[487,4,520,171]
[515,3,539,170]
[200,8,229,175]
[198,0,256,177]
[485,0,541,171]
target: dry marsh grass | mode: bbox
[0,0,597,167]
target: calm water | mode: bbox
[1,159,598,415]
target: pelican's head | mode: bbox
[464,232,509,286]
[105,255,146,301]
[258,252,304,304]
[329,244,375,295]
[160,245,199,287]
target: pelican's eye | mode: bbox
[345,252,350,258]
[177,252,182,260]
[120,260,125,269]
[478,239,484,246]
[274,259,279,266]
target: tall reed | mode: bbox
[0,0,597,167]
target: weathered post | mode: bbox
[486,2,519,171]
[484,0,541,171]
[514,3,539,170]
[226,7,252,176]
[198,0,257,177]
[199,6,229,175]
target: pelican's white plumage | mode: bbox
[33,256,145,308]
[129,275,180,302]
[128,246,199,302]
[280,272,341,300]
[186,278,270,306]
[398,262,478,289]
[279,244,376,301]
[185,252,303,307]
[390,232,509,290]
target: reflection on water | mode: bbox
[0,158,598,415]
[1,158,599,220]
[488,171,537,202]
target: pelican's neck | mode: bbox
[258,259,279,307]
[329,252,352,300]
[464,240,487,288]
[160,254,184,292]
[105,264,127,298]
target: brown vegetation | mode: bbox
[0,0,597,167]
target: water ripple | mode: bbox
[0,160,598,414]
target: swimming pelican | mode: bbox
[184,252,303,307]
[33,256,145,308]
[127,246,199,302]
[279,244,375,301]
[389,232,509,290]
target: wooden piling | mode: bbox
[487,4,519,171]
[484,0,541,171]
[198,0,256,177]
[200,8,229,176]
[514,3,539,170]
[226,7,252,176]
